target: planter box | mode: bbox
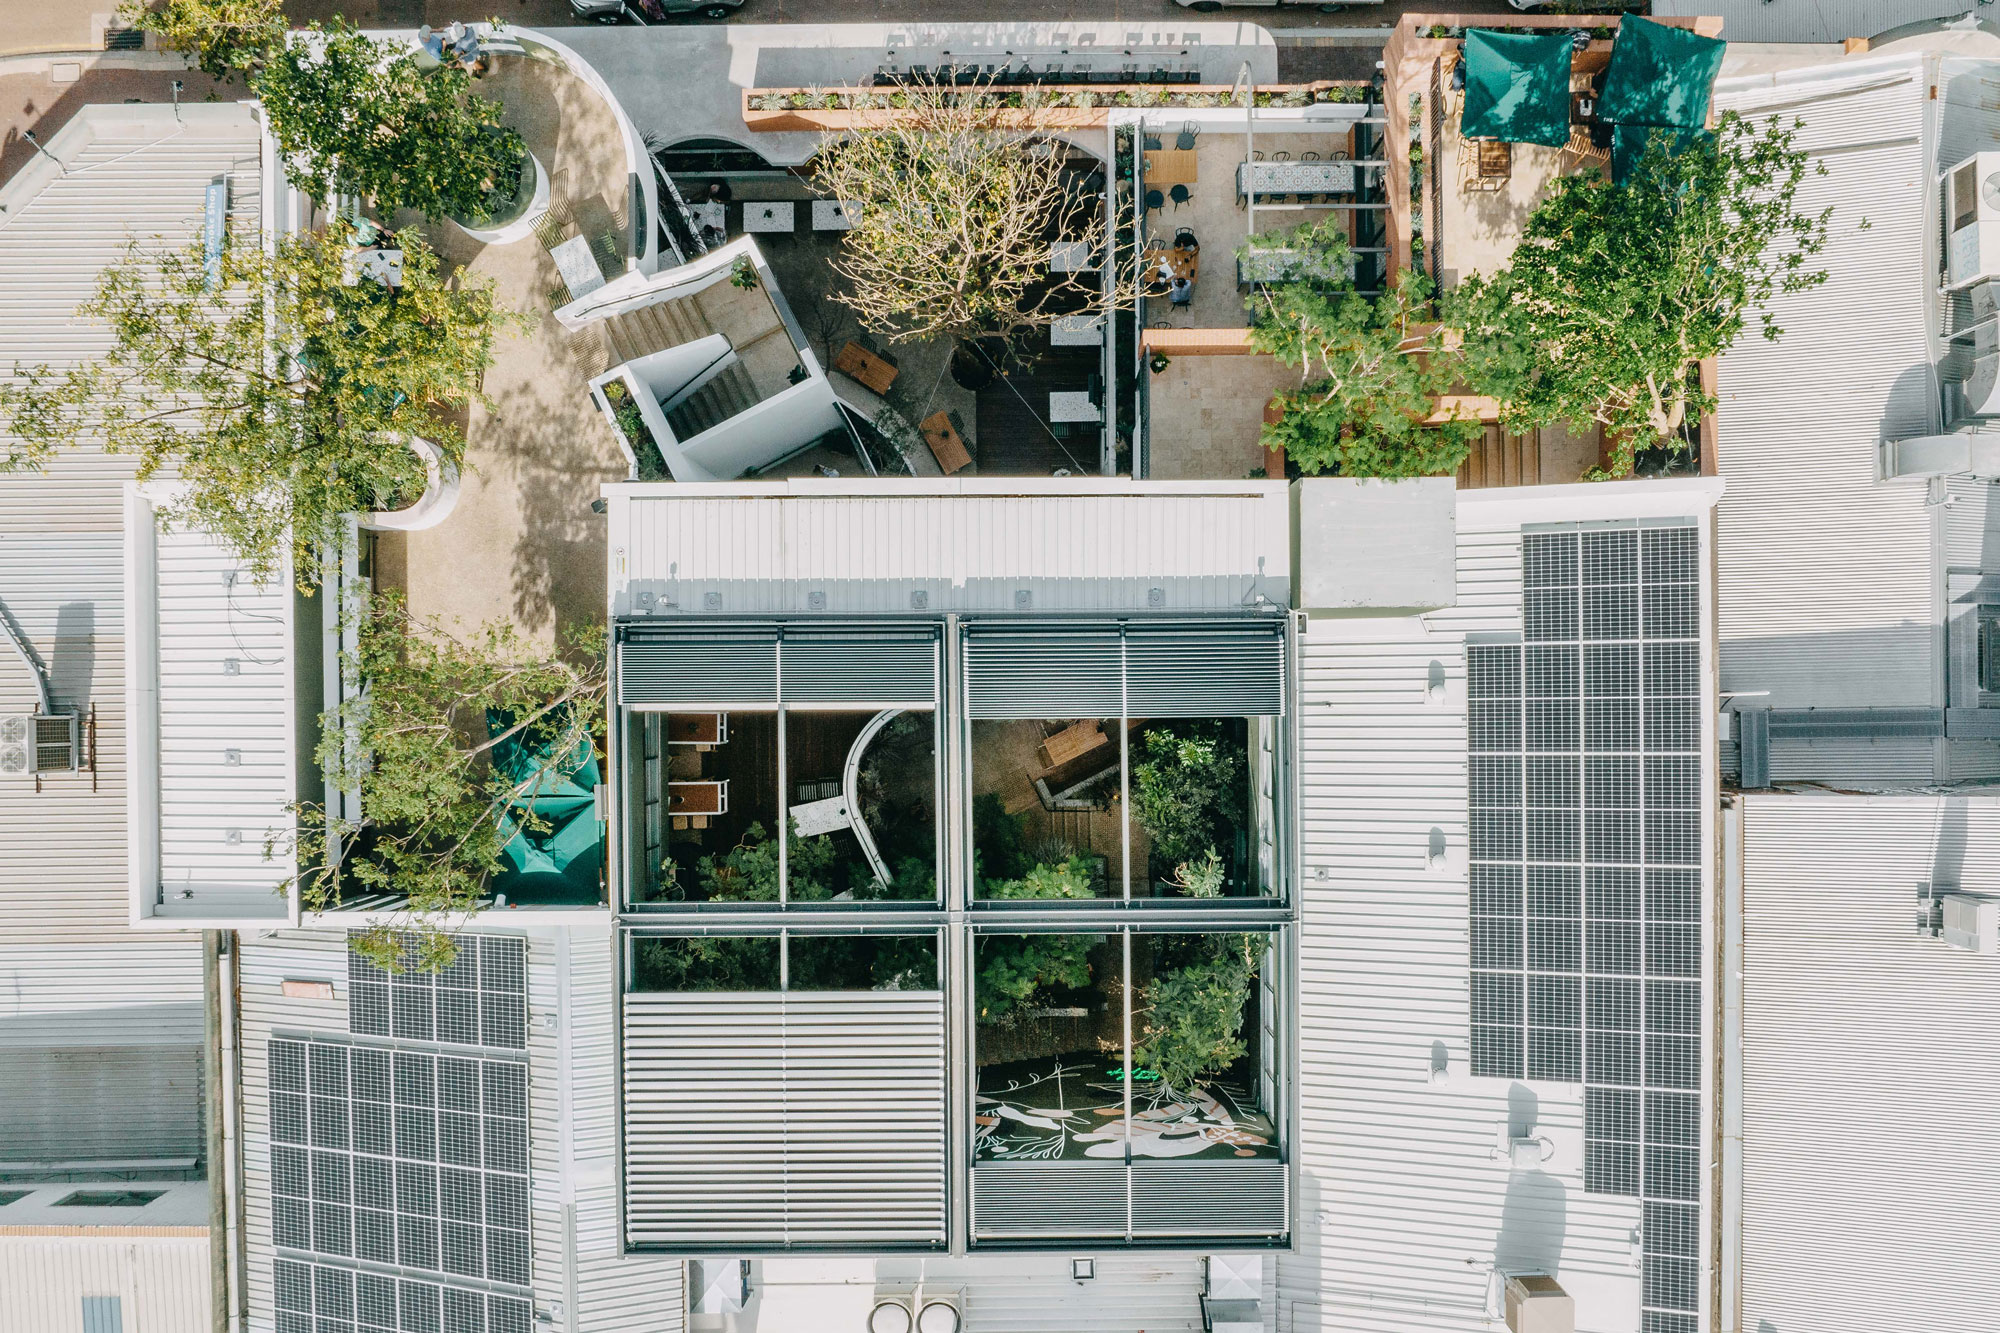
[740,82,1370,133]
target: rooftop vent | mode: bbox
[1503,1274,1575,1333]
[1941,893,1998,953]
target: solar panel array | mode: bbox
[348,934,527,1050]
[273,1257,532,1333]
[269,1037,532,1287]
[1467,525,1704,1333]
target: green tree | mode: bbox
[1135,933,1261,1093]
[0,224,515,583]
[1246,218,1480,478]
[255,23,524,223]
[632,937,780,992]
[814,78,1126,345]
[1130,723,1244,866]
[1449,113,1830,476]
[120,0,286,82]
[297,593,607,973]
[975,858,1097,1023]
[695,821,838,902]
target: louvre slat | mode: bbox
[616,633,778,705]
[622,992,946,1249]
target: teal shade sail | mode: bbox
[1599,16,1725,131]
[1610,123,1714,185]
[1460,28,1576,148]
[486,706,604,904]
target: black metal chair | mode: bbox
[1176,121,1199,151]
[1144,135,1163,152]
[1169,183,1191,210]
[1145,188,1165,213]
[1174,226,1198,251]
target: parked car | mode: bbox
[569,0,741,21]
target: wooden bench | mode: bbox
[834,340,899,395]
[919,410,972,475]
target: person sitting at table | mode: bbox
[1169,276,1194,306]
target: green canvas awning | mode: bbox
[1599,16,1726,131]
[1460,29,1575,148]
[1610,123,1714,184]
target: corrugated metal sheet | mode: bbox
[0,104,264,1011]
[1656,0,1960,44]
[1736,792,2000,1333]
[607,483,1293,617]
[148,518,295,916]
[0,1233,210,1333]
[0,1046,202,1163]
[1709,66,1941,733]
[1945,476,2000,570]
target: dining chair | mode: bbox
[1176,121,1200,151]
[1169,183,1191,210]
[1302,151,1320,162]
[1146,189,1165,213]
[1272,150,1292,162]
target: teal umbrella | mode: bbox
[1599,16,1726,132]
[1460,29,1575,148]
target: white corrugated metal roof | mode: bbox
[606,479,1292,617]
[1707,60,1947,781]
[1289,481,1721,1333]
[1735,790,2000,1333]
[1656,0,1965,44]
[0,101,290,929]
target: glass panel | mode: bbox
[783,709,938,902]
[1131,718,1270,898]
[1128,931,1280,1159]
[787,934,939,991]
[629,711,782,904]
[973,932,1123,1161]
[971,719,1127,900]
[630,937,780,991]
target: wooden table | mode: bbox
[668,780,727,816]
[1149,245,1198,284]
[1038,720,1107,770]
[1145,148,1198,188]
[919,410,972,475]
[665,713,725,747]
[834,341,899,395]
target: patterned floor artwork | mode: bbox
[974,1053,1277,1162]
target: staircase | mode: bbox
[664,361,761,443]
[599,295,714,370]
[1456,424,1542,489]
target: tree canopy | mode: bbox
[1449,112,1830,475]
[121,0,285,82]
[815,79,1123,346]
[256,24,526,223]
[301,593,607,973]
[1245,219,1480,478]
[0,224,514,582]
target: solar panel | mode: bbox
[268,1036,532,1294]
[348,934,527,1052]
[1467,523,1704,1324]
[273,1257,533,1333]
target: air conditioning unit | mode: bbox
[1941,893,1999,953]
[0,711,79,778]
[1946,152,2000,289]
[1503,1274,1575,1333]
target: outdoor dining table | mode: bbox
[548,234,605,298]
[1144,148,1198,188]
[1236,246,1350,287]
[744,202,795,233]
[1048,390,1102,424]
[690,201,726,236]
[1236,159,1357,198]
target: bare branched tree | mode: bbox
[814,78,1131,346]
